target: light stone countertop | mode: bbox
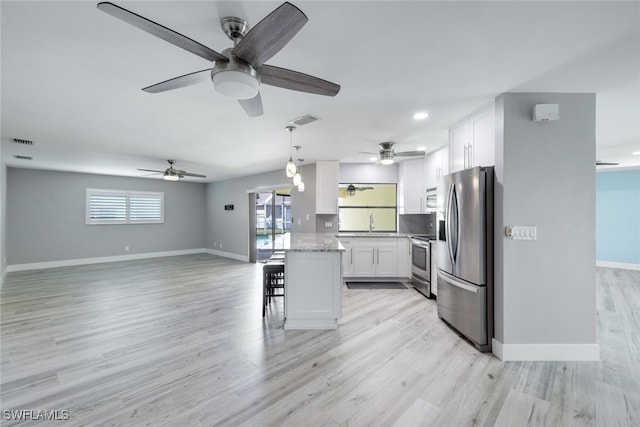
[279,233,345,252]
[337,232,417,238]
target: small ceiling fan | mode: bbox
[340,184,374,196]
[97,2,340,117]
[138,160,206,181]
[360,142,426,165]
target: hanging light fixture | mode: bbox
[285,126,297,178]
[296,159,305,192]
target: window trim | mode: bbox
[85,188,165,225]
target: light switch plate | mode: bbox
[509,226,537,240]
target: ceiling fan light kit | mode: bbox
[138,160,206,181]
[97,1,340,117]
[361,142,425,165]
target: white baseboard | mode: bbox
[6,249,207,272]
[204,248,250,263]
[596,261,640,271]
[492,338,600,361]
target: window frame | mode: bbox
[85,188,165,225]
[338,183,398,232]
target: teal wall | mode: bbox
[596,169,640,264]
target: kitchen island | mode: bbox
[281,233,345,330]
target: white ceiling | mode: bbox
[2,1,639,182]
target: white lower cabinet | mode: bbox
[340,239,354,277]
[340,236,410,279]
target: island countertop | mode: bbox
[279,233,345,252]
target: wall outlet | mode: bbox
[305,213,310,221]
[214,242,217,247]
[125,245,130,252]
[219,243,223,249]
[325,221,333,228]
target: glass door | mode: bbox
[255,189,291,261]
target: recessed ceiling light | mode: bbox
[633,151,640,156]
[417,146,426,151]
[413,111,429,120]
[369,157,378,162]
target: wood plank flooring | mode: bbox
[1,255,638,426]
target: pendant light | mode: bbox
[285,125,297,178]
[296,159,305,192]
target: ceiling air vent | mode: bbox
[13,138,34,146]
[14,155,33,160]
[290,114,319,126]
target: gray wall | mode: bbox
[340,163,398,184]
[494,93,596,345]
[0,154,6,279]
[7,168,206,265]
[205,166,316,258]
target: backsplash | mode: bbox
[398,213,436,235]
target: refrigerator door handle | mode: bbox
[438,270,479,294]
[445,184,455,266]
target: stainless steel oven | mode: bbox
[410,237,432,298]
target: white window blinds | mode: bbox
[86,189,164,225]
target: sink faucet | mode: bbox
[369,212,375,232]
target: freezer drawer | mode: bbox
[437,270,487,347]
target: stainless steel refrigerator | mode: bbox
[437,166,493,352]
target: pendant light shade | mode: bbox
[297,181,305,192]
[286,158,296,177]
[284,125,297,177]
[293,172,302,186]
[295,159,304,190]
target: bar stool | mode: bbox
[263,260,285,317]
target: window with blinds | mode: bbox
[86,189,164,225]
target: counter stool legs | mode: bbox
[263,262,285,317]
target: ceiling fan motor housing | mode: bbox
[211,49,260,99]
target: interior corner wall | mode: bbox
[495,93,596,346]
[596,168,640,265]
[6,168,207,265]
[205,166,315,259]
[0,156,6,283]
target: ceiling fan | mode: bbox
[360,142,426,165]
[341,184,374,196]
[138,160,206,181]
[97,2,340,117]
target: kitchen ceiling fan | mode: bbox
[360,142,426,165]
[138,160,206,181]
[97,2,340,117]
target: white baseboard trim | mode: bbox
[6,249,207,272]
[492,338,600,361]
[284,318,338,330]
[204,248,250,263]
[596,261,640,271]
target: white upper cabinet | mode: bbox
[425,145,449,189]
[398,158,425,214]
[315,161,339,214]
[449,102,495,173]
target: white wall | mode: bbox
[494,93,598,360]
[7,168,207,266]
[340,163,398,184]
[0,152,6,283]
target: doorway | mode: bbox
[254,189,291,261]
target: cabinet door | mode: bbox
[340,240,354,277]
[399,158,425,214]
[469,106,494,168]
[352,246,375,277]
[449,120,469,173]
[396,238,411,278]
[375,246,398,277]
[316,161,339,214]
[424,151,438,190]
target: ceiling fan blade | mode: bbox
[137,168,164,173]
[238,92,264,117]
[596,161,619,166]
[142,69,212,93]
[259,65,340,96]
[180,172,207,178]
[358,151,378,155]
[97,2,228,63]
[395,151,426,157]
[232,2,308,68]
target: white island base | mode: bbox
[284,249,343,330]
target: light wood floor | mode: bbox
[1,255,638,426]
